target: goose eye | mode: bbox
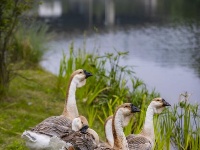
[79,71,82,74]
[156,99,160,102]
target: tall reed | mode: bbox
[12,23,49,66]
[154,92,200,150]
[57,43,200,148]
[57,43,159,138]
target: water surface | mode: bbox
[41,23,200,104]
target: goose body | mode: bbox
[61,131,98,150]
[22,69,92,149]
[21,131,51,150]
[60,118,99,150]
[127,98,171,150]
[48,116,89,150]
[22,117,84,150]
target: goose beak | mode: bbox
[131,104,140,113]
[84,70,93,78]
[162,99,171,106]
[80,125,89,134]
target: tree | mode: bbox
[0,0,33,95]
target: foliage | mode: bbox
[12,23,49,66]
[0,0,47,96]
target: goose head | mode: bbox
[72,116,89,133]
[115,103,140,126]
[117,103,140,116]
[71,69,92,88]
[150,97,171,114]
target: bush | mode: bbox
[0,0,48,96]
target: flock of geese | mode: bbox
[21,69,171,150]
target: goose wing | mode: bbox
[95,143,113,150]
[61,132,98,150]
[127,134,152,150]
[31,118,72,137]
[40,115,72,127]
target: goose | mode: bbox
[22,69,92,149]
[22,115,89,150]
[61,69,92,120]
[126,98,171,150]
[112,103,140,150]
[104,113,134,148]
[49,124,99,150]
[60,130,98,150]
[58,122,99,150]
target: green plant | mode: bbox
[154,92,200,150]
[57,43,159,138]
[12,23,49,66]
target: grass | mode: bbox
[0,67,63,149]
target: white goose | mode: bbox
[112,103,140,150]
[127,98,171,150]
[22,115,89,150]
[104,112,134,148]
[22,69,92,149]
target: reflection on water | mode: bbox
[39,0,62,17]
[38,0,200,104]
[37,0,200,30]
[41,22,200,104]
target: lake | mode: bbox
[39,0,200,104]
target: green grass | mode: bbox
[0,68,64,149]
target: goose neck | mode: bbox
[105,119,114,147]
[113,111,129,150]
[62,79,78,119]
[141,105,155,142]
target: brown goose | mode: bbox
[48,116,89,150]
[112,103,140,150]
[127,98,171,150]
[21,116,89,150]
[21,69,92,149]
[104,110,135,147]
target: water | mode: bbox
[38,0,200,104]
